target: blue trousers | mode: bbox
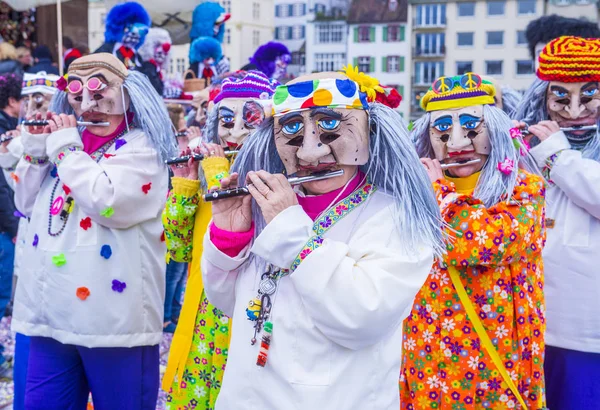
[0,232,14,319]
[25,336,159,410]
[545,345,600,409]
[164,260,187,323]
[13,333,30,410]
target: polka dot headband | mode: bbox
[272,78,370,116]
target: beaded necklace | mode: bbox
[47,127,130,237]
[247,177,375,367]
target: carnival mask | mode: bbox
[154,42,171,66]
[214,12,230,37]
[429,105,490,172]
[66,54,130,118]
[546,81,600,144]
[275,107,369,175]
[122,23,149,50]
[217,98,267,148]
[22,92,52,118]
[273,54,291,80]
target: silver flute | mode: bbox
[0,134,13,144]
[203,169,345,202]
[440,158,481,170]
[522,124,597,135]
[22,120,110,127]
[165,150,239,165]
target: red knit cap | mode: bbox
[538,36,600,83]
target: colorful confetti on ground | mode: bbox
[0,316,174,409]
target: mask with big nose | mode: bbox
[66,53,130,118]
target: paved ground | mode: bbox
[0,316,174,409]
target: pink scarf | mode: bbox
[81,112,134,154]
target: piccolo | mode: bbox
[0,135,13,144]
[22,120,110,127]
[165,150,239,165]
[203,169,345,202]
[522,124,597,135]
[175,132,188,138]
[440,158,481,170]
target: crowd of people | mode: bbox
[0,1,598,409]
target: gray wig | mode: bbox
[203,101,220,144]
[513,77,600,162]
[413,105,538,208]
[500,86,522,118]
[49,70,177,162]
[232,102,445,256]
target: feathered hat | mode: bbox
[190,2,230,43]
[189,37,222,64]
[104,2,151,44]
[248,42,291,78]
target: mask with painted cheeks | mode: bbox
[217,98,267,149]
[429,105,490,176]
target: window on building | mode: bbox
[516,60,534,75]
[253,2,260,19]
[288,4,294,16]
[457,2,475,16]
[176,58,186,75]
[225,28,231,44]
[385,25,405,42]
[314,3,326,13]
[487,0,505,16]
[220,0,231,14]
[358,56,373,73]
[317,23,344,43]
[415,4,447,27]
[315,53,346,72]
[292,51,306,66]
[486,60,503,75]
[487,31,504,46]
[517,0,536,14]
[414,61,444,85]
[295,3,307,16]
[457,32,474,47]
[357,25,374,42]
[101,13,106,24]
[456,61,473,74]
[293,25,305,40]
[517,30,527,45]
[416,33,446,55]
[253,30,260,47]
[275,4,281,17]
[384,56,404,73]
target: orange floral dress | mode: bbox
[400,171,547,410]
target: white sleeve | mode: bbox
[531,131,600,219]
[47,128,169,229]
[201,230,252,317]
[252,205,434,351]
[13,130,51,217]
[0,137,23,170]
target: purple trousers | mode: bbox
[25,336,159,410]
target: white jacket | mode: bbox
[202,191,433,410]
[12,127,168,348]
[530,131,600,353]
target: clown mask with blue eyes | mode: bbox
[429,105,490,177]
[122,23,149,50]
[218,98,267,149]
[546,81,600,143]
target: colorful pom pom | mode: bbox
[142,182,152,194]
[100,245,112,259]
[80,217,92,230]
[111,279,127,293]
[32,234,39,247]
[100,207,114,218]
[52,253,67,267]
[76,286,90,300]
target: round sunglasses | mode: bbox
[66,77,108,94]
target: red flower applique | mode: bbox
[142,182,152,194]
[103,153,115,159]
[160,231,165,242]
[56,75,68,92]
[63,185,71,195]
[80,217,92,230]
[76,287,90,301]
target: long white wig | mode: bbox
[500,85,522,118]
[138,27,172,70]
[413,105,538,208]
[232,102,445,257]
[513,78,600,161]
[50,70,177,162]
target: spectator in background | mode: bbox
[16,48,32,72]
[0,43,23,76]
[62,36,82,71]
[0,74,22,377]
[26,45,59,75]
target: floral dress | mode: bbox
[162,157,231,410]
[400,171,547,410]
